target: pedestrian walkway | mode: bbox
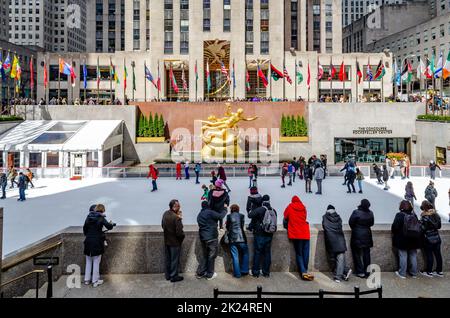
[22,272,450,298]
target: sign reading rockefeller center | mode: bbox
[352,126,393,135]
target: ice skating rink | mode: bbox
[2,176,449,256]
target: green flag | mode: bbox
[296,71,303,84]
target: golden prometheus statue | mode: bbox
[201,103,258,161]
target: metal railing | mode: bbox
[0,265,53,299]
[6,165,449,179]
[213,285,383,299]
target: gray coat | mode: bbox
[314,167,325,180]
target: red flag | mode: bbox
[29,58,34,90]
[356,61,362,84]
[257,65,268,88]
[283,66,292,84]
[307,63,311,89]
[338,62,347,81]
[328,64,336,81]
[43,62,48,88]
[157,77,161,91]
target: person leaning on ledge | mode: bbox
[162,199,185,283]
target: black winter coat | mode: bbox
[322,210,347,253]
[391,211,422,250]
[349,208,374,248]
[83,212,114,256]
[248,202,277,237]
[197,207,227,241]
[421,210,442,245]
[208,188,230,213]
[226,212,247,243]
[246,194,263,213]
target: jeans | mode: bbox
[293,239,310,274]
[152,180,157,191]
[10,178,15,188]
[316,179,322,194]
[288,173,292,185]
[329,252,350,280]
[252,235,273,276]
[430,170,436,180]
[305,179,311,192]
[292,171,296,182]
[347,180,356,192]
[19,187,26,200]
[397,249,418,277]
[248,176,253,188]
[185,168,190,179]
[230,242,249,278]
[424,242,443,273]
[357,180,363,192]
[351,246,371,276]
[195,171,200,184]
[197,239,219,278]
[281,175,286,186]
[165,245,182,280]
[1,183,6,198]
[84,255,102,283]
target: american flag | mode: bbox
[221,62,230,81]
[283,66,292,85]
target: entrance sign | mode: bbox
[352,126,393,135]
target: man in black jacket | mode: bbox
[248,195,277,278]
[162,199,185,282]
[196,201,227,280]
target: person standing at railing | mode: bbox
[147,162,159,192]
[0,172,7,199]
[429,161,441,180]
[175,162,182,180]
[83,204,115,287]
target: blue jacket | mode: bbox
[18,175,27,189]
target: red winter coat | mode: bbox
[148,165,158,180]
[283,195,310,240]
[176,163,182,173]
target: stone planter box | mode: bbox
[136,137,165,143]
[279,136,309,142]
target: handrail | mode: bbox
[2,240,62,272]
[0,269,44,288]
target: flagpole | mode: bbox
[368,58,371,100]
[440,77,444,116]
[132,61,135,101]
[233,58,235,101]
[30,55,33,102]
[144,60,147,102]
[343,64,345,103]
[195,59,198,102]
[355,58,359,102]
[84,57,86,102]
[58,55,61,102]
[97,56,100,103]
[0,47,3,111]
[307,60,310,102]
[330,56,333,101]
[71,56,74,105]
[109,56,113,104]
[269,62,272,100]
[283,57,286,100]
[256,63,260,98]
[294,59,297,101]
[157,59,160,101]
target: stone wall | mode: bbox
[414,120,450,165]
[3,224,450,296]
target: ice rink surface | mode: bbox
[2,176,449,256]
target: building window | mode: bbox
[47,152,59,167]
[87,152,99,167]
[113,144,122,161]
[133,0,140,50]
[260,0,269,54]
[203,0,210,31]
[29,153,42,168]
[245,0,254,54]
[180,0,189,54]
[103,148,112,166]
[223,0,231,32]
[164,0,173,54]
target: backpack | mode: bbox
[402,213,421,239]
[262,206,277,234]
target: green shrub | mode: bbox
[280,114,308,137]
[0,116,23,122]
[417,114,450,122]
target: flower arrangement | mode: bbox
[386,152,407,161]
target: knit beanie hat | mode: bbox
[326,204,335,210]
[360,199,371,210]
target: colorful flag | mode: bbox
[328,64,336,81]
[221,62,229,81]
[338,62,347,82]
[44,62,48,88]
[443,51,450,80]
[356,61,362,84]
[245,67,251,91]
[170,66,179,93]
[401,59,413,83]
[81,62,87,89]
[10,55,19,79]
[283,66,292,85]
[2,53,11,74]
[0,51,5,81]
[157,61,161,91]
[394,60,401,86]
[29,57,34,90]
[123,63,127,90]
[181,68,187,91]
[374,60,386,80]
[232,60,236,89]
[317,61,324,80]
[270,63,283,81]
[296,62,303,84]
[429,54,436,75]
[307,62,311,89]
[97,60,101,87]
[145,65,157,88]
[257,65,268,87]
[132,66,136,91]
[206,61,211,91]
[434,52,443,78]
[365,63,373,81]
